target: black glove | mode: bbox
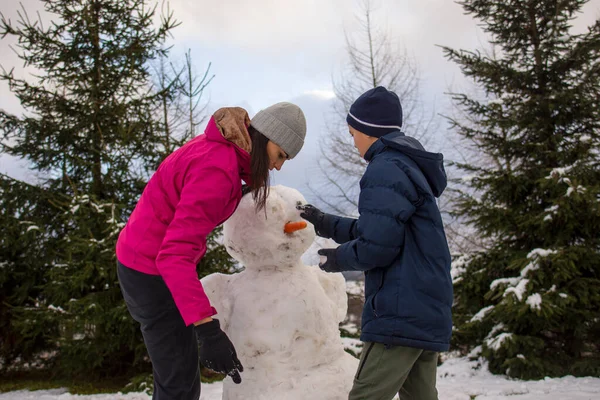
[297,204,329,237]
[318,248,342,273]
[194,319,243,384]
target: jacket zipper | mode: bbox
[371,294,378,317]
[370,269,386,317]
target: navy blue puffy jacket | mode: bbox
[323,131,453,352]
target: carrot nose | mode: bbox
[284,220,308,234]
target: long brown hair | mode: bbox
[248,125,270,211]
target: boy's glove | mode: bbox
[297,204,329,237]
[318,248,342,273]
[194,319,244,384]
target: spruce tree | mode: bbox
[443,0,600,379]
[0,0,177,377]
[0,175,62,369]
[0,0,234,378]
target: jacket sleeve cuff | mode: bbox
[183,306,218,327]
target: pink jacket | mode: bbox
[116,109,251,326]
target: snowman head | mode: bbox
[223,185,315,268]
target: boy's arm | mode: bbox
[335,162,417,272]
[322,214,358,244]
[298,205,358,243]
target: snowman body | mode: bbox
[201,186,358,400]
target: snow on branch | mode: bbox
[48,305,67,314]
[470,305,495,322]
[486,332,513,351]
[490,249,558,302]
[526,293,542,311]
[451,253,475,284]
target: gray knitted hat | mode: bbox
[250,102,306,159]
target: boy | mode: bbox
[298,86,453,400]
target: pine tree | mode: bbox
[443,0,600,379]
[0,174,62,369]
[0,0,177,377]
[0,0,233,379]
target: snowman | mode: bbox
[200,185,358,400]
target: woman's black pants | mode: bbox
[117,260,200,400]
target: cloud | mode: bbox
[168,0,350,52]
[303,90,336,100]
[3,0,599,196]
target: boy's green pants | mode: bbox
[348,342,439,400]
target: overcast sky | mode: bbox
[1,0,599,203]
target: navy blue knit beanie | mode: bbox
[346,86,403,138]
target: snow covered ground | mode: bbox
[2,356,599,400]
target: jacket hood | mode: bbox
[367,131,447,197]
[213,107,252,153]
[206,107,252,185]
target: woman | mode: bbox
[116,103,307,400]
